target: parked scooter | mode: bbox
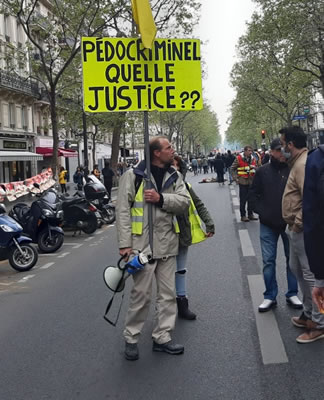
[0,204,38,271]
[56,191,99,235]
[9,187,64,253]
[84,175,116,225]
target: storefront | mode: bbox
[0,137,43,183]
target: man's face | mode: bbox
[271,148,286,162]
[154,139,175,165]
[244,148,253,158]
[280,134,292,153]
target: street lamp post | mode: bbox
[82,111,89,176]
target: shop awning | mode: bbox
[0,151,44,162]
[36,147,78,158]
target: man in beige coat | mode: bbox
[281,126,324,343]
[116,136,190,360]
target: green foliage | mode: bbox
[226,0,322,147]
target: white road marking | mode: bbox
[72,244,83,249]
[95,230,103,235]
[62,243,81,246]
[234,209,241,223]
[18,275,35,283]
[40,262,55,270]
[84,236,95,241]
[0,282,13,286]
[238,229,256,256]
[231,190,236,196]
[232,197,239,207]
[248,275,289,365]
[38,253,57,257]
[57,252,70,258]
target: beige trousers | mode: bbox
[123,256,177,344]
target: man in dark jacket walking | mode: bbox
[250,138,302,312]
[303,145,324,315]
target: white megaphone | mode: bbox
[103,264,129,293]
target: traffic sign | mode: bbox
[292,115,307,120]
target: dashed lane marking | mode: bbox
[39,253,57,257]
[18,275,35,283]
[62,243,82,246]
[231,190,236,196]
[84,236,95,242]
[72,244,83,249]
[0,282,13,286]
[232,197,239,207]
[40,262,55,270]
[238,229,256,256]
[248,275,289,365]
[234,209,241,223]
[95,230,103,235]
[57,252,70,258]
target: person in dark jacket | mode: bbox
[102,161,115,199]
[303,145,324,314]
[214,153,225,185]
[73,167,84,191]
[173,155,215,319]
[249,138,302,312]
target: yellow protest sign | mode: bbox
[81,37,203,112]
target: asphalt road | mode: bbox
[0,172,323,400]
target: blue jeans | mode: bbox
[260,223,298,300]
[175,245,189,297]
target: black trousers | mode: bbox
[104,180,112,199]
[239,184,253,217]
[216,171,224,183]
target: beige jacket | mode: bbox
[116,166,190,259]
[282,148,308,232]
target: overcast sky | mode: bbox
[195,0,256,141]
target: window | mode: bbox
[4,15,11,42]
[9,103,16,128]
[22,106,28,130]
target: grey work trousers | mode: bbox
[287,230,324,328]
[123,256,177,344]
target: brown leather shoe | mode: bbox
[241,216,249,222]
[291,313,316,329]
[296,329,324,344]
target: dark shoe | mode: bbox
[258,299,277,313]
[241,216,250,222]
[125,342,139,361]
[286,296,303,309]
[248,214,258,221]
[153,340,184,355]
[177,296,197,320]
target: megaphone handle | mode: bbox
[117,254,127,270]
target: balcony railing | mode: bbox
[0,69,40,97]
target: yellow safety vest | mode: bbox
[187,184,206,244]
[131,181,180,235]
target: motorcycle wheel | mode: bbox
[9,243,38,272]
[82,214,98,234]
[38,230,64,253]
[103,207,116,225]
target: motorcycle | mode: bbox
[0,204,38,272]
[84,175,116,225]
[56,191,99,235]
[9,187,64,253]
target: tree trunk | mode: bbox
[110,113,126,182]
[50,89,59,178]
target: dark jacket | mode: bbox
[249,158,289,231]
[303,145,324,279]
[214,158,225,173]
[177,183,215,247]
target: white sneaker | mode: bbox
[286,296,303,309]
[258,299,277,313]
